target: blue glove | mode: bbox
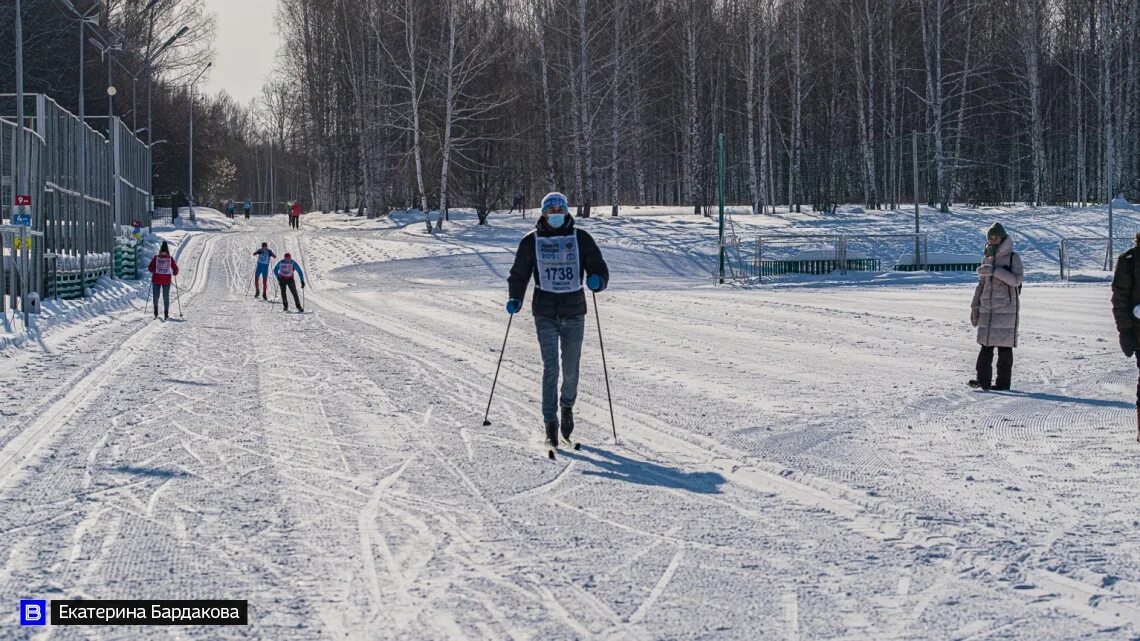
[506,299,522,314]
[586,274,604,292]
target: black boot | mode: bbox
[968,379,991,391]
[994,348,1013,391]
[544,421,559,447]
[560,407,574,440]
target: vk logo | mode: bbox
[20,600,47,626]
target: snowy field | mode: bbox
[2,203,1140,639]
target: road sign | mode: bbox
[14,237,32,250]
[15,195,31,207]
[12,207,31,226]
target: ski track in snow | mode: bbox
[0,208,1138,639]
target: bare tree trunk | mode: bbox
[536,0,557,192]
[610,0,624,216]
[1102,0,1115,202]
[950,4,973,205]
[402,0,431,231]
[578,0,594,217]
[791,1,803,213]
[568,48,584,211]
[745,0,760,215]
[438,0,459,230]
[1024,0,1046,206]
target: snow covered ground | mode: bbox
[1,204,1139,639]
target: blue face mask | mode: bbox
[546,214,566,228]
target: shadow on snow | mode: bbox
[565,445,726,494]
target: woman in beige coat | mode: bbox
[969,223,1024,391]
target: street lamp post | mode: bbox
[57,0,101,297]
[188,62,212,223]
[144,24,188,229]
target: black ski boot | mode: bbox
[542,419,560,444]
[968,379,991,391]
[560,407,580,449]
[544,421,559,459]
[560,407,574,439]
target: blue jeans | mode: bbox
[535,315,586,424]
[151,283,170,316]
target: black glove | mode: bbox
[301,282,306,289]
[1121,331,1137,357]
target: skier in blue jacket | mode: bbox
[252,242,276,299]
[273,252,306,312]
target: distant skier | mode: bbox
[509,189,525,217]
[226,199,236,219]
[274,252,306,313]
[243,198,252,220]
[253,242,277,300]
[1110,233,1140,440]
[289,200,302,229]
[969,222,1023,391]
[147,240,179,320]
[506,191,609,453]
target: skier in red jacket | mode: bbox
[289,201,302,229]
[147,241,180,320]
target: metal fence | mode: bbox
[0,94,150,312]
[111,116,152,228]
[723,232,932,282]
[0,115,45,315]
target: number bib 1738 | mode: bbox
[535,234,581,294]
[155,256,172,275]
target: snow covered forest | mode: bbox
[269,0,1140,219]
[6,0,1140,220]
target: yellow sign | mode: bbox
[14,238,32,250]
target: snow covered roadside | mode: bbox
[1,207,1138,639]
[0,208,233,351]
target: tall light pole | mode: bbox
[88,35,123,132]
[188,62,212,223]
[111,57,140,131]
[57,0,101,296]
[14,0,25,220]
[144,23,188,230]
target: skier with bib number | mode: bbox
[253,242,277,299]
[507,192,609,454]
[274,252,306,313]
[147,241,179,320]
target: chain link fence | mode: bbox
[0,94,150,314]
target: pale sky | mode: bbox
[201,0,280,105]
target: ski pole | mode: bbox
[301,281,306,309]
[593,291,617,443]
[173,277,184,318]
[143,283,152,316]
[482,312,514,426]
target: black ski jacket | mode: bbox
[1112,244,1140,336]
[507,217,609,319]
